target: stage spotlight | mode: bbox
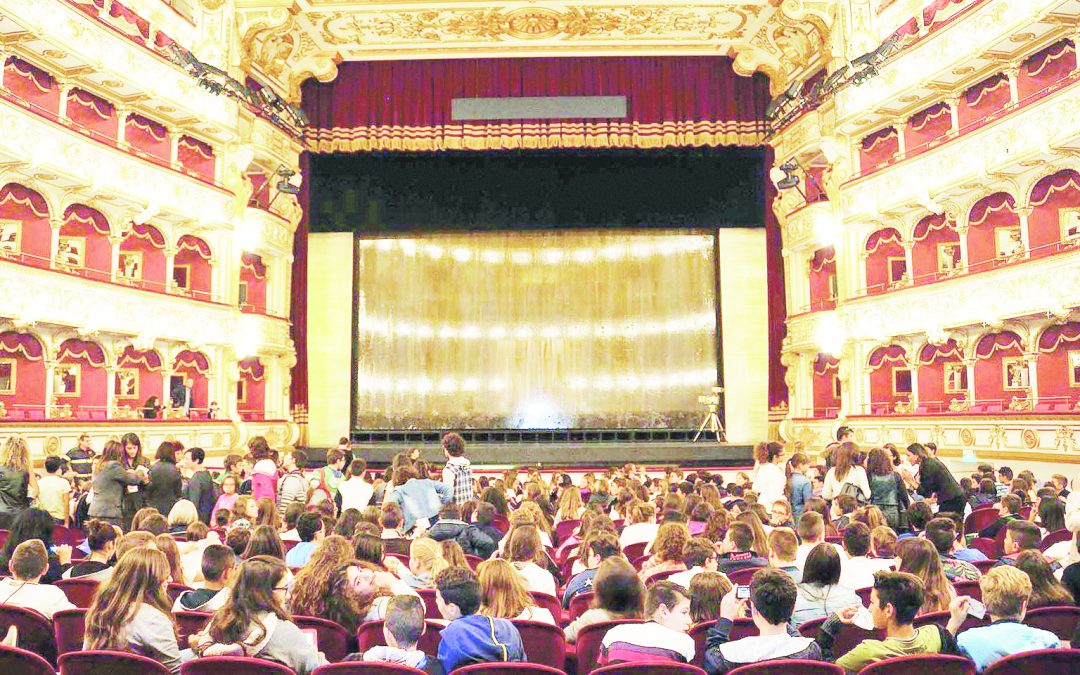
[821,66,850,95]
[772,160,802,191]
[274,165,301,195]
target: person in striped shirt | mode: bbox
[599,580,695,665]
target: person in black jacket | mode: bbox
[182,447,217,524]
[427,502,496,558]
[146,441,183,516]
[907,443,965,514]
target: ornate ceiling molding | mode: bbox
[234,1,834,102]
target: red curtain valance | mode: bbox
[4,57,53,92]
[239,358,265,382]
[969,192,1016,227]
[0,183,50,218]
[861,127,898,151]
[177,235,212,259]
[923,0,969,29]
[69,88,114,119]
[1024,39,1076,77]
[0,332,43,361]
[118,345,163,371]
[127,224,165,249]
[58,338,106,367]
[301,57,770,152]
[974,331,1023,360]
[1038,323,1080,353]
[107,1,151,41]
[909,102,950,131]
[174,350,210,374]
[918,339,963,365]
[127,114,167,141]
[913,214,953,241]
[865,228,903,253]
[241,252,267,279]
[813,354,839,376]
[63,205,110,234]
[178,136,214,159]
[809,247,836,273]
[1031,169,1080,207]
[964,73,1009,106]
[868,345,907,371]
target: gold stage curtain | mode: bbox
[355,230,717,429]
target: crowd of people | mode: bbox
[0,429,1076,674]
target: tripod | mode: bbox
[692,387,726,443]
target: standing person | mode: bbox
[120,432,149,528]
[276,450,308,520]
[751,441,786,510]
[867,447,910,530]
[147,441,183,516]
[89,440,147,526]
[183,448,217,525]
[214,475,240,520]
[0,435,37,528]
[821,442,870,505]
[441,432,473,505]
[37,456,72,525]
[391,463,453,533]
[249,437,278,502]
[66,433,96,477]
[339,458,374,513]
[320,449,348,503]
[786,453,814,521]
[907,442,965,514]
[171,377,195,417]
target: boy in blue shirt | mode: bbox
[435,566,525,671]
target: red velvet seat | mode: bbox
[176,611,211,645]
[592,662,707,675]
[60,650,171,675]
[1023,605,1080,641]
[859,653,976,675]
[952,580,981,602]
[356,619,443,654]
[569,590,595,620]
[968,538,998,560]
[855,586,874,605]
[727,661,844,675]
[530,591,564,623]
[294,614,355,662]
[416,588,441,619]
[314,663,426,675]
[513,619,567,670]
[465,554,484,571]
[643,568,683,584]
[0,603,58,665]
[576,619,645,674]
[820,622,883,658]
[797,616,826,639]
[982,648,1080,675]
[631,555,651,571]
[167,582,193,603]
[453,663,563,675]
[971,559,996,574]
[180,655,297,674]
[622,542,647,561]
[52,607,87,656]
[1040,529,1072,551]
[913,610,986,633]
[726,567,766,586]
[688,620,756,666]
[555,519,581,546]
[52,526,85,546]
[0,643,54,675]
[55,578,100,608]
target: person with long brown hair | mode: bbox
[231,495,259,526]
[689,571,732,624]
[243,525,287,560]
[88,439,147,526]
[120,432,150,528]
[821,441,870,504]
[505,524,558,595]
[640,521,689,583]
[1014,549,1074,608]
[190,555,326,674]
[620,501,660,549]
[735,511,772,559]
[897,537,955,614]
[154,533,187,584]
[84,547,181,673]
[0,435,37,528]
[288,534,355,616]
[866,447,910,530]
[477,558,556,624]
[752,441,787,509]
[565,557,645,643]
[555,485,585,523]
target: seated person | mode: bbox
[998,520,1049,567]
[978,494,1023,539]
[345,595,444,674]
[174,544,236,612]
[792,544,862,625]
[64,520,118,581]
[475,503,504,549]
[839,523,893,591]
[0,539,76,618]
[565,558,645,644]
[381,503,412,556]
[831,495,859,532]
[435,566,525,672]
[717,522,768,575]
[563,531,621,608]
[669,537,720,588]
[818,571,959,673]
[704,569,823,675]
[945,565,1058,672]
[599,580,695,665]
[284,512,324,568]
[427,503,496,559]
[794,512,843,571]
[925,518,981,582]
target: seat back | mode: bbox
[591,662,707,675]
[356,619,443,654]
[859,654,976,675]
[855,586,874,605]
[971,559,996,574]
[968,538,998,560]
[465,555,484,571]
[726,567,766,586]
[964,508,1001,535]
[529,591,563,623]
[0,643,54,675]
[512,619,566,670]
[913,610,986,634]
[313,663,427,675]
[1023,606,1080,641]
[1040,529,1072,551]
[60,650,171,675]
[55,579,101,608]
[622,542,647,561]
[952,580,981,602]
[179,655,297,675]
[643,568,683,584]
[52,526,85,546]
[796,616,826,639]
[0,603,58,665]
[828,622,884,658]
[576,619,645,674]
[982,648,1080,675]
[167,583,193,603]
[294,614,355,662]
[569,591,595,620]
[452,663,564,675]
[554,519,580,546]
[688,620,755,667]
[727,660,845,675]
[416,588,441,619]
[52,608,87,656]
[175,611,211,646]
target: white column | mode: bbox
[1026,352,1039,404]
[49,219,62,268]
[946,97,960,136]
[167,127,182,169]
[1004,67,1020,107]
[1016,205,1033,257]
[109,236,121,282]
[955,218,970,273]
[902,240,914,283]
[908,357,920,411]
[44,360,56,417]
[105,366,118,418]
[894,122,906,160]
[116,106,129,147]
[57,81,73,121]
[965,359,977,405]
[164,245,176,294]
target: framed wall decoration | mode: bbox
[55,364,81,396]
[1070,351,1080,388]
[172,264,191,291]
[0,358,14,394]
[0,221,20,258]
[944,363,968,393]
[237,379,248,404]
[892,367,913,395]
[831,374,842,399]
[118,251,142,282]
[1002,357,1029,391]
[937,243,961,273]
[994,226,1024,260]
[114,368,139,398]
[887,256,907,284]
[1061,207,1080,244]
[238,281,249,306]
[56,236,85,271]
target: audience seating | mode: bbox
[981,648,1080,675]
[59,650,172,675]
[726,567,766,586]
[416,588,441,619]
[176,611,212,645]
[52,526,86,546]
[688,619,756,666]
[294,615,356,662]
[52,608,87,656]
[355,619,443,654]
[727,661,844,675]
[855,586,873,605]
[642,568,682,584]
[555,519,581,546]
[313,663,427,675]
[575,619,645,674]
[964,508,1000,535]
[913,610,986,634]
[465,554,484,571]
[55,579,101,608]
[453,663,564,675]
[167,583,194,603]
[1022,606,1080,641]
[0,643,54,675]
[630,555,650,571]
[386,553,411,568]
[968,538,998,560]
[971,559,997,574]
[1039,529,1072,551]
[513,619,567,670]
[858,653,977,675]
[823,622,884,658]
[0,603,59,665]
[952,580,981,601]
[531,591,565,622]
[592,663,707,675]
[180,655,297,674]
[568,590,594,620]
[0,529,8,548]
[622,542,647,561]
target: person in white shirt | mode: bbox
[477,559,557,625]
[505,525,557,596]
[794,512,844,573]
[668,537,720,589]
[839,522,893,590]
[599,580,695,664]
[752,441,787,511]
[338,458,374,513]
[37,456,72,524]
[0,539,76,618]
[619,502,660,550]
[820,443,870,503]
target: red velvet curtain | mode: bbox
[859,127,899,172]
[302,57,770,152]
[290,152,310,412]
[763,146,787,410]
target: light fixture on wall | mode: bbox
[770,160,804,194]
[274,166,302,195]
